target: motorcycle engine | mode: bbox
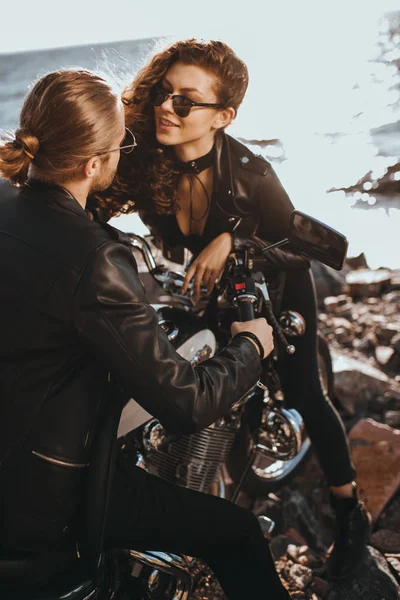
[141,313,244,493]
[142,412,241,494]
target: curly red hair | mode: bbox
[91,39,248,219]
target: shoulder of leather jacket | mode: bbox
[238,152,271,176]
[225,135,271,176]
[99,221,132,247]
[0,178,18,196]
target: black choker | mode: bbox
[178,145,215,175]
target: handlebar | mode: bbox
[226,251,296,355]
[127,233,157,272]
[237,300,256,322]
[126,233,207,304]
[127,233,297,353]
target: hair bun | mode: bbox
[15,129,40,160]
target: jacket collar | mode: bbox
[23,178,90,220]
[214,130,241,218]
[214,130,234,199]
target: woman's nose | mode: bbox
[160,93,174,111]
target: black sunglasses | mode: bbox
[150,86,225,118]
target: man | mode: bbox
[0,69,290,599]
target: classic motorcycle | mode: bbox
[114,209,347,598]
[0,210,348,600]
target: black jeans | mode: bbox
[276,268,355,487]
[105,455,290,600]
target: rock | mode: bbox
[375,345,396,366]
[385,291,400,305]
[286,561,313,590]
[349,419,400,523]
[381,303,399,317]
[311,262,346,305]
[334,326,353,345]
[279,487,328,553]
[392,333,400,355]
[323,296,353,318]
[345,253,368,270]
[375,323,400,345]
[332,353,400,415]
[346,268,392,298]
[333,302,354,319]
[331,317,352,331]
[286,454,335,549]
[270,534,297,559]
[284,528,309,547]
[391,270,400,291]
[324,296,340,313]
[327,546,400,600]
[361,331,379,350]
[336,294,351,306]
[369,412,384,423]
[371,530,400,554]
[369,395,391,415]
[385,410,400,428]
[352,336,376,353]
[386,389,400,409]
[310,576,331,598]
[286,544,321,569]
[377,495,400,533]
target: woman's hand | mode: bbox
[182,232,233,300]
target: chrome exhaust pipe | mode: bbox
[127,550,194,600]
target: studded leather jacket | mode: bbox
[140,131,298,264]
[0,178,261,551]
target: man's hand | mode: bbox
[181,233,233,300]
[231,318,274,359]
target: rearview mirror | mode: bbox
[289,210,348,270]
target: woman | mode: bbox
[93,39,370,582]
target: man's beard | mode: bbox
[90,163,118,194]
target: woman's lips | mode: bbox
[159,117,179,129]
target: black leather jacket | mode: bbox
[0,178,261,551]
[140,131,297,263]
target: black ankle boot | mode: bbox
[326,482,372,582]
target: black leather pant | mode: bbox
[105,455,290,600]
[276,268,355,487]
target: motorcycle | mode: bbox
[114,209,347,598]
[0,210,348,600]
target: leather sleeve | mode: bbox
[72,242,262,434]
[234,162,295,244]
[254,164,294,242]
[232,234,310,270]
[231,162,310,267]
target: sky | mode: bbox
[1,0,399,54]
[1,0,399,268]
